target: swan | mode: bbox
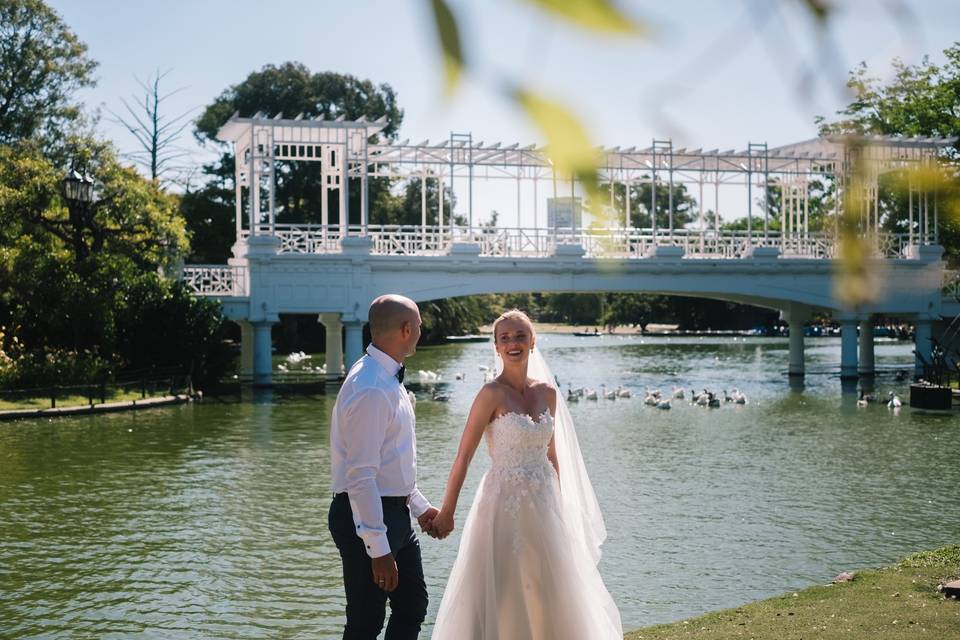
[887,392,902,409]
[585,388,599,401]
[707,393,721,408]
[672,387,685,399]
[657,398,671,410]
[601,384,618,400]
[616,385,632,399]
[856,390,869,408]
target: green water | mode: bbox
[1,335,958,638]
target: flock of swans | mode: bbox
[565,385,748,410]
[278,353,907,413]
[275,351,327,374]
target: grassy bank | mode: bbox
[0,389,171,412]
[626,546,960,639]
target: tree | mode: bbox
[382,174,460,227]
[109,69,195,185]
[1,136,187,267]
[817,44,960,263]
[0,0,97,146]
[184,63,407,259]
[592,178,697,230]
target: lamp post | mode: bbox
[61,168,95,262]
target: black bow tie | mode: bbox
[396,365,405,384]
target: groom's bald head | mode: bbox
[369,294,420,340]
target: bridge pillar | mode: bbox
[784,305,811,377]
[239,320,254,378]
[252,321,275,386]
[318,313,345,381]
[344,321,365,372]
[839,317,859,380]
[914,315,933,380]
[858,316,875,377]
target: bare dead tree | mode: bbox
[108,69,196,186]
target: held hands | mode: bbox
[430,509,454,539]
[416,506,454,539]
[417,507,440,538]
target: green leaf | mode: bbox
[512,88,599,196]
[429,0,465,97]
[523,0,644,35]
[801,0,831,23]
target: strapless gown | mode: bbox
[431,411,622,639]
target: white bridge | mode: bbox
[184,114,958,385]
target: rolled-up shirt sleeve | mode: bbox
[343,387,393,558]
[407,487,432,519]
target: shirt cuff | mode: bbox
[361,532,392,559]
[407,489,433,519]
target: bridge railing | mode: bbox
[181,265,247,297]
[235,224,916,260]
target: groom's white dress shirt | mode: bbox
[330,344,432,558]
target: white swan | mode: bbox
[887,392,902,409]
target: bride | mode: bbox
[429,310,622,639]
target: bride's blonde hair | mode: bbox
[492,309,535,343]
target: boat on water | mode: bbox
[573,331,602,337]
[445,334,490,343]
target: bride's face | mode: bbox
[495,317,535,367]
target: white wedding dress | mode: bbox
[431,404,622,639]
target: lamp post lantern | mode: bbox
[61,168,96,262]
[62,168,94,204]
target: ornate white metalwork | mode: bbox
[182,265,247,296]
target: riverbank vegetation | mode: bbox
[0,0,229,390]
[626,545,960,640]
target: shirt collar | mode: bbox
[366,343,402,378]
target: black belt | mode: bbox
[333,492,407,506]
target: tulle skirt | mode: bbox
[432,463,622,639]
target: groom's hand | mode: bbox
[371,553,399,592]
[417,507,440,537]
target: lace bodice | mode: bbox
[485,410,554,470]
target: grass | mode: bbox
[626,546,960,639]
[0,389,172,412]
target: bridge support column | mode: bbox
[858,316,875,378]
[252,321,275,387]
[318,313,344,381]
[239,320,254,378]
[839,317,859,380]
[784,305,811,377]
[344,321,365,373]
[914,315,933,380]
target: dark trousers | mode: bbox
[328,493,427,640]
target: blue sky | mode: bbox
[48,1,960,223]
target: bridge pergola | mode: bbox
[215,113,952,249]
[195,114,956,387]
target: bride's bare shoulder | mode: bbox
[528,379,556,397]
[476,381,506,403]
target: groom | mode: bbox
[328,294,441,640]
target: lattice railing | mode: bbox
[181,265,247,296]
[233,225,920,260]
